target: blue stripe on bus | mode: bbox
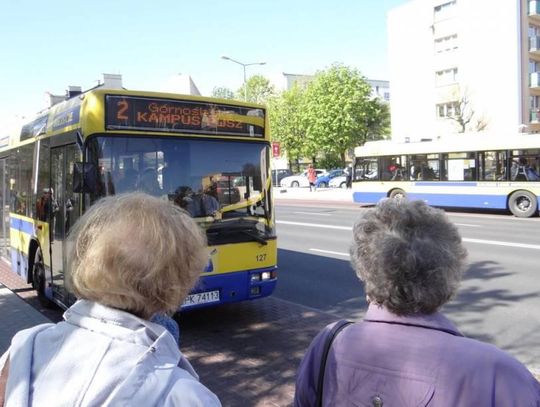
[10,217,34,235]
[415,182,478,187]
[408,193,508,209]
[353,192,386,204]
[182,266,277,310]
[353,191,511,209]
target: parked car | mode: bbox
[329,175,347,188]
[271,169,293,185]
[315,169,345,188]
[280,169,326,188]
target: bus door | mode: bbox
[50,144,81,304]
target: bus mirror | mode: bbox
[73,162,97,193]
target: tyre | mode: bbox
[508,190,538,218]
[32,248,54,308]
[318,181,327,188]
[389,188,407,200]
[339,182,347,189]
[291,181,300,188]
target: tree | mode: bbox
[211,86,235,100]
[268,84,307,171]
[447,92,489,133]
[237,75,275,104]
[302,64,389,166]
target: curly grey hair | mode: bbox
[350,199,467,315]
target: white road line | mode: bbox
[309,248,350,257]
[463,238,540,250]
[277,220,351,230]
[294,211,331,216]
[455,223,481,227]
[278,220,540,250]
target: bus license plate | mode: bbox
[183,290,220,307]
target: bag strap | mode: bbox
[316,320,352,407]
[0,354,10,407]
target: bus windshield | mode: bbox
[86,136,271,224]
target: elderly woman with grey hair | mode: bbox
[0,193,221,406]
[295,199,540,407]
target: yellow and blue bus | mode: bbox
[1,87,277,309]
[352,134,540,217]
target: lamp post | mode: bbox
[221,56,266,101]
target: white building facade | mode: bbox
[388,0,539,142]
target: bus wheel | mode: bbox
[509,190,537,218]
[389,189,407,200]
[32,249,53,308]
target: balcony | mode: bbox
[531,36,540,56]
[530,72,540,89]
[530,1,540,23]
[531,110,540,124]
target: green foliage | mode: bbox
[212,86,236,100]
[318,154,343,171]
[237,75,275,104]
[302,64,390,166]
[268,83,306,162]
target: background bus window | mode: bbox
[441,152,476,181]
[410,154,439,180]
[356,158,379,180]
[381,155,407,180]
[479,151,505,181]
[510,149,540,181]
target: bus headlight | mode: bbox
[261,271,271,280]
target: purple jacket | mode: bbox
[295,304,540,406]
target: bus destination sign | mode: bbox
[105,95,265,138]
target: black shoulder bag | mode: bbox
[315,320,353,407]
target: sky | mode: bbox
[0,0,407,127]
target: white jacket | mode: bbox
[0,300,221,407]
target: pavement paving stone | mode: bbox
[0,283,51,354]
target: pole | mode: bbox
[243,66,247,101]
[221,56,266,102]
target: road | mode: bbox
[273,202,540,368]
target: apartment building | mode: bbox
[388,0,539,142]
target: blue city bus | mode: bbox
[352,134,540,217]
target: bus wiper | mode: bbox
[206,218,269,245]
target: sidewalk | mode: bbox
[0,283,51,354]
[273,186,359,206]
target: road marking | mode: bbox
[294,211,331,216]
[455,223,480,227]
[462,238,540,250]
[278,220,540,250]
[277,220,351,230]
[310,248,350,257]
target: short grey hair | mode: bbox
[67,192,207,319]
[350,199,467,315]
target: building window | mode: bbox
[434,34,458,54]
[436,102,460,118]
[530,60,539,74]
[383,92,390,101]
[435,68,459,86]
[434,1,457,20]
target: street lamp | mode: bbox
[221,56,266,101]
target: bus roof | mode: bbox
[354,133,540,157]
[10,88,268,145]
